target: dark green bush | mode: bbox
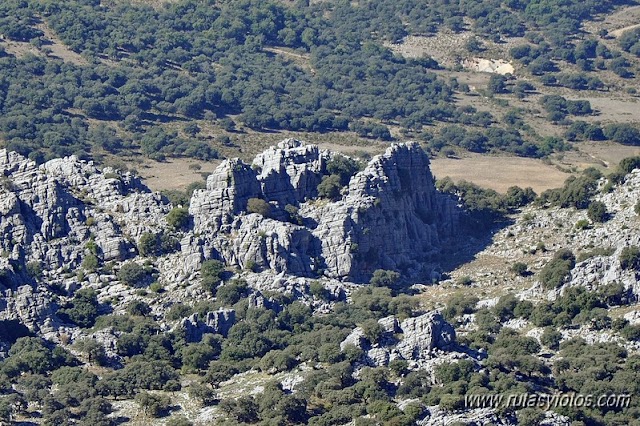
[539,249,575,289]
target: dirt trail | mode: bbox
[36,21,88,65]
[611,23,640,38]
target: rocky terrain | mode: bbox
[1,139,639,425]
[0,139,465,357]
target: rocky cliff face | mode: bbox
[0,139,457,331]
[309,142,458,280]
[0,149,168,329]
[189,139,459,281]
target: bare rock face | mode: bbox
[190,159,261,232]
[0,285,59,332]
[340,311,457,366]
[252,139,328,208]
[189,140,458,281]
[311,142,458,280]
[181,308,236,342]
[397,312,457,360]
[0,150,166,274]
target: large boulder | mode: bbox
[396,312,457,360]
[181,308,236,342]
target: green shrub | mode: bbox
[58,288,100,328]
[82,254,99,271]
[457,275,473,286]
[510,262,528,276]
[217,279,249,306]
[369,269,400,287]
[326,155,361,185]
[26,261,43,280]
[541,327,562,349]
[166,304,193,321]
[620,246,640,270]
[443,294,479,320]
[117,262,147,286]
[246,198,271,218]
[201,259,225,294]
[539,249,575,289]
[587,201,607,222]
[138,232,158,257]
[285,204,303,225]
[127,300,151,316]
[317,174,342,200]
[575,219,591,230]
[621,325,640,341]
[166,207,190,230]
[135,392,171,418]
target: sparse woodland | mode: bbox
[1,0,640,425]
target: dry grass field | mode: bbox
[430,155,570,193]
[135,158,219,192]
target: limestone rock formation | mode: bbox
[340,311,457,366]
[396,312,457,359]
[0,150,166,275]
[0,139,459,340]
[181,308,236,342]
[189,139,459,281]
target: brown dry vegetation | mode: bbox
[430,155,570,193]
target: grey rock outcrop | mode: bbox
[0,284,59,332]
[0,150,166,274]
[340,311,457,366]
[181,308,236,342]
[189,140,459,281]
[252,139,328,207]
[397,312,457,360]
[311,142,458,280]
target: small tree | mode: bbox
[587,201,608,222]
[117,262,147,286]
[216,279,249,306]
[138,232,158,257]
[284,204,303,225]
[74,339,107,365]
[369,269,400,287]
[135,392,171,418]
[246,198,271,218]
[539,249,575,289]
[166,207,190,231]
[201,259,225,294]
[540,327,562,349]
[317,174,342,200]
[326,155,361,185]
[361,319,384,344]
[620,246,640,270]
[487,74,507,94]
[510,262,528,276]
[127,300,151,316]
[58,288,100,328]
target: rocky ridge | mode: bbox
[0,139,458,333]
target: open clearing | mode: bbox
[36,22,88,65]
[135,158,220,192]
[430,155,570,193]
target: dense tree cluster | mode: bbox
[0,0,630,162]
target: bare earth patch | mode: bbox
[430,155,570,193]
[135,158,220,192]
[462,58,515,75]
[36,22,88,65]
[570,96,640,124]
[590,5,640,37]
[577,141,640,167]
